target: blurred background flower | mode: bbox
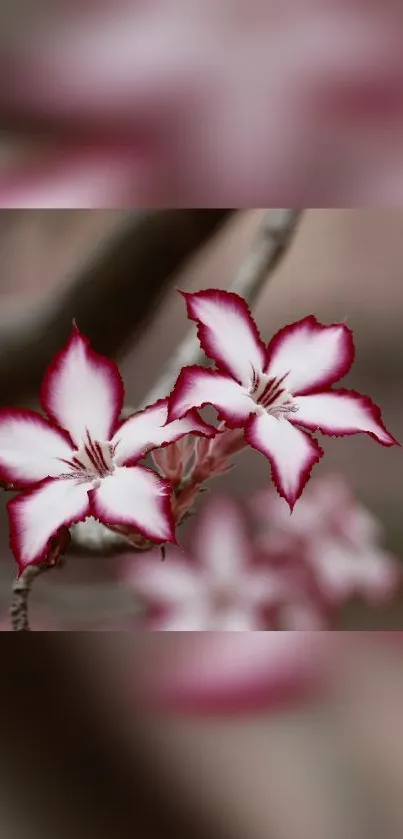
[123,496,295,631]
[123,478,401,632]
[2,1,403,205]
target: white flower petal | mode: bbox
[168,366,254,427]
[0,409,73,486]
[91,465,174,543]
[183,289,265,386]
[41,326,124,447]
[113,399,214,466]
[9,478,90,570]
[266,316,354,394]
[292,390,397,445]
[245,412,323,508]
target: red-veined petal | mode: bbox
[265,316,354,395]
[112,398,215,466]
[0,409,73,487]
[90,465,175,544]
[245,413,323,509]
[8,478,90,572]
[292,390,398,446]
[182,289,266,386]
[41,325,124,448]
[168,366,254,428]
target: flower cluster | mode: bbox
[253,476,401,616]
[123,478,401,631]
[0,288,397,576]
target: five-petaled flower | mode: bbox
[0,326,215,572]
[168,290,398,507]
[124,496,291,631]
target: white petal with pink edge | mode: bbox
[168,366,254,427]
[245,413,323,508]
[112,399,214,466]
[8,478,90,571]
[41,326,124,447]
[0,410,73,486]
[265,316,354,395]
[126,553,200,604]
[91,465,174,544]
[291,390,397,445]
[182,290,265,386]
[194,497,251,577]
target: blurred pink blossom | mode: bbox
[140,631,331,714]
[138,631,403,716]
[124,477,401,632]
[2,1,403,205]
[124,496,291,630]
[253,475,401,608]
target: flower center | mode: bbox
[61,432,115,483]
[250,372,298,418]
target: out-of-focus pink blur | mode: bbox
[123,479,401,633]
[2,0,403,205]
[7,632,403,839]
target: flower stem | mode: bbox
[10,526,71,631]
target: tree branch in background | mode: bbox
[0,209,232,406]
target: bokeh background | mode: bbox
[3,634,403,839]
[2,1,403,205]
[0,208,402,628]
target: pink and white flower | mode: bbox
[168,290,398,507]
[254,476,401,607]
[124,496,291,631]
[0,326,215,572]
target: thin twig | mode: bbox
[10,526,70,631]
[141,209,303,407]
